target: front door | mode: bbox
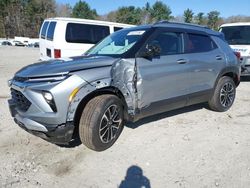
[136,29,190,115]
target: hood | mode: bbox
[15,56,117,78]
[230,45,250,57]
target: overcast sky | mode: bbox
[56,0,250,17]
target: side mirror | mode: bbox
[138,42,161,59]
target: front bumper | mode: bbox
[8,99,75,144]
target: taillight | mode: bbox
[54,49,61,58]
[234,51,241,60]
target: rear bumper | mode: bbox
[8,99,75,144]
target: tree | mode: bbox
[56,3,72,17]
[115,6,142,25]
[72,0,97,19]
[207,11,220,30]
[141,2,152,24]
[195,12,205,25]
[183,8,194,23]
[105,11,117,22]
[150,1,172,22]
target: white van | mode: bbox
[219,22,250,76]
[39,17,134,60]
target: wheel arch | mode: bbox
[214,66,240,89]
[71,86,128,139]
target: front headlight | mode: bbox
[42,91,57,112]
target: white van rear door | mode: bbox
[39,21,49,60]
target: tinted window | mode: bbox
[114,27,124,32]
[41,21,49,39]
[47,22,57,41]
[66,23,110,44]
[220,26,250,45]
[187,34,217,53]
[148,32,183,55]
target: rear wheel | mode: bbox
[79,95,124,151]
[208,76,236,112]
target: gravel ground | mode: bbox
[0,46,250,188]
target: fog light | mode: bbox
[42,91,57,112]
[43,92,53,101]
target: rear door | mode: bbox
[136,28,189,113]
[184,33,225,103]
[39,21,57,60]
[39,21,49,60]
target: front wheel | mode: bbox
[79,95,124,151]
[208,76,236,112]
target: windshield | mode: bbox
[86,28,147,55]
[220,26,250,45]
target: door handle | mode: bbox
[177,59,188,64]
[216,55,223,60]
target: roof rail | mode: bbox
[154,20,209,29]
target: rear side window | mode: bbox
[114,27,124,32]
[40,21,49,39]
[47,22,57,41]
[66,23,110,44]
[186,34,218,53]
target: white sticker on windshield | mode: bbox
[127,30,145,36]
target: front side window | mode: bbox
[220,26,250,45]
[186,34,217,53]
[86,29,147,55]
[40,21,49,39]
[46,22,57,41]
[147,31,183,55]
[66,23,110,44]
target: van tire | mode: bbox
[208,76,236,112]
[79,95,124,151]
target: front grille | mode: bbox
[11,89,31,111]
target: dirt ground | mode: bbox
[0,46,250,188]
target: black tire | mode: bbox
[79,94,124,151]
[208,76,236,112]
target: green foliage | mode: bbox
[0,0,56,38]
[72,0,97,19]
[183,9,194,23]
[195,12,206,25]
[2,0,250,38]
[207,11,220,30]
[115,6,142,25]
[150,1,172,22]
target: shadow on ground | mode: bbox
[57,103,208,148]
[119,165,151,188]
[126,103,207,129]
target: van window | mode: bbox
[220,26,250,45]
[47,22,57,41]
[114,27,124,32]
[41,21,49,39]
[66,23,110,44]
[186,34,217,53]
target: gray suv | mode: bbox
[8,22,240,151]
